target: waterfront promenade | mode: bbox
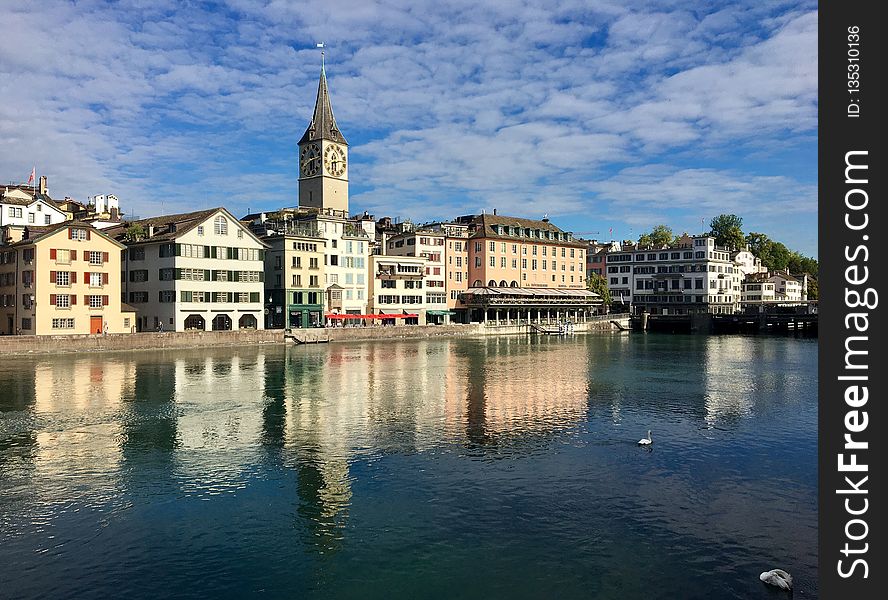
[0,315,629,355]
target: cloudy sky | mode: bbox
[1,0,817,256]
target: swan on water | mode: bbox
[759,569,792,591]
[637,430,652,445]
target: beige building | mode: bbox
[426,221,470,322]
[367,255,430,325]
[0,221,135,335]
[262,225,327,328]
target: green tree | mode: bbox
[586,272,611,307]
[709,214,745,250]
[807,277,819,300]
[637,224,673,248]
[124,223,147,242]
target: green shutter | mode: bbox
[228,270,234,281]
[250,292,260,303]
[175,268,182,280]
[175,243,182,256]
[210,246,217,259]
[258,271,264,282]
[204,269,211,281]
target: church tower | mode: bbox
[298,66,349,214]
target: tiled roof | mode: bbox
[108,208,219,243]
[466,213,587,247]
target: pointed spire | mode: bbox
[299,67,348,145]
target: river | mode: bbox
[0,333,817,599]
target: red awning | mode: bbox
[325,313,419,319]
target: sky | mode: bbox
[0,0,818,257]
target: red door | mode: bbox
[90,316,103,334]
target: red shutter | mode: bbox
[50,271,56,283]
[102,272,109,285]
[84,272,90,283]
[50,248,57,260]
[86,230,91,240]
[71,250,77,261]
[102,252,109,263]
[84,250,90,262]
[68,229,73,239]
[71,272,77,284]
[50,294,57,306]
[102,295,109,306]
[71,295,77,305]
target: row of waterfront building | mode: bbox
[1,65,811,336]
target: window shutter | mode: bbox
[204,269,211,281]
[50,271,56,283]
[86,230,91,240]
[259,272,264,282]
[129,271,134,282]
[102,252,109,263]
[71,250,77,261]
[50,248,57,260]
[50,294,56,305]
[175,268,182,280]
[102,273,109,285]
[68,229,72,240]
[228,270,234,281]
[175,243,182,256]
[103,295,109,306]
[210,246,217,259]
[71,295,77,305]
[71,272,77,284]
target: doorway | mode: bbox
[90,315,103,334]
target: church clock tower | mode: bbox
[298,66,349,214]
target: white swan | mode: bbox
[637,430,652,445]
[759,569,792,591]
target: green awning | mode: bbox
[426,310,456,315]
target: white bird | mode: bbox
[637,430,652,445]
[759,569,793,591]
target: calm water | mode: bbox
[0,333,817,599]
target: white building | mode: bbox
[607,235,740,314]
[1,184,68,228]
[385,229,450,323]
[112,207,267,332]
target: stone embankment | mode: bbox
[0,316,629,355]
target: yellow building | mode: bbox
[0,221,136,335]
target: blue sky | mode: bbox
[0,0,817,256]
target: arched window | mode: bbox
[499,280,507,287]
[214,215,228,235]
[488,280,496,287]
[510,281,518,288]
[472,280,483,287]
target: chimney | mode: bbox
[38,176,47,196]
[493,208,497,215]
[148,225,155,237]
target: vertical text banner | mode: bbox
[820,1,885,598]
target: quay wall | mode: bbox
[0,316,629,355]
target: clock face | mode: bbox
[324,145,346,177]
[300,143,321,177]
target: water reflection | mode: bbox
[0,335,818,599]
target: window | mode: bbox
[89,251,103,265]
[45,215,52,225]
[214,216,228,235]
[159,290,176,303]
[489,241,495,252]
[197,226,204,236]
[129,247,145,261]
[89,295,104,308]
[129,270,148,282]
[489,256,495,267]
[72,228,88,241]
[52,318,75,329]
[56,271,70,286]
[28,213,35,224]
[55,294,71,308]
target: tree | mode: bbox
[124,223,147,242]
[586,272,611,307]
[637,224,673,248]
[709,214,745,250]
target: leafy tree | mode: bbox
[124,223,147,242]
[807,277,819,300]
[586,272,611,307]
[709,214,745,250]
[637,224,673,248]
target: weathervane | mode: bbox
[317,42,325,70]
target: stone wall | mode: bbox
[0,329,283,355]
[0,316,630,355]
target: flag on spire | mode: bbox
[27,166,35,185]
